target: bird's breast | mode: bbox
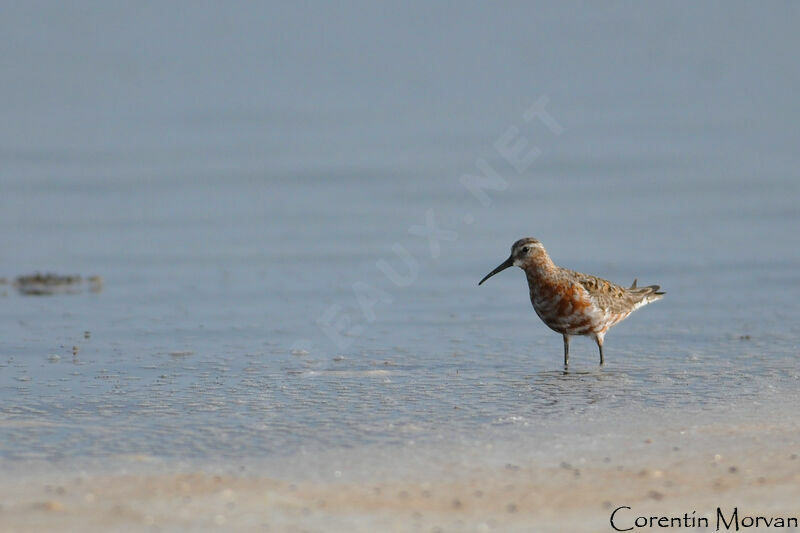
[528,278,600,335]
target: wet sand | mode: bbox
[3,406,799,532]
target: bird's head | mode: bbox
[478,238,545,285]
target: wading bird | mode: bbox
[479,238,664,366]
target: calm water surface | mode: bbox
[1,3,799,463]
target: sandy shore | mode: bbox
[2,408,799,533]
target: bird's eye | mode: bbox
[522,246,530,254]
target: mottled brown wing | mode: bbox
[574,273,635,314]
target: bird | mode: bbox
[479,238,664,366]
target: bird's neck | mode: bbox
[522,250,558,289]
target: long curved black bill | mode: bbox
[478,256,513,285]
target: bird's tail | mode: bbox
[628,279,665,309]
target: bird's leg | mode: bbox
[594,332,605,365]
[563,334,570,367]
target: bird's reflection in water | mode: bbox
[508,367,634,414]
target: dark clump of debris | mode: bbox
[12,273,103,296]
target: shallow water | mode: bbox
[1,3,799,466]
